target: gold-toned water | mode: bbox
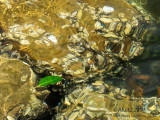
[0,0,159,119]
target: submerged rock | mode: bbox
[0,56,49,120]
[0,0,157,120]
[55,81,160,120]
[0,0,153,82]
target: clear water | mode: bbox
[0,0,160,120]
[130,0,160,97]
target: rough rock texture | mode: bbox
[55,81,160,120]
[0,0,152,82]
[0,56,48,120]
[0,0,156,119]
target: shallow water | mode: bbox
[130,0,160,97]
[0,0,160,120]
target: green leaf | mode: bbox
[38,76,62,86]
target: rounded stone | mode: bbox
[0,56,48,119]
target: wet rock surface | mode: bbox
[0,0,158,120]
[55,81,160,120]
[0,56,49,120]
[0,0,152,81]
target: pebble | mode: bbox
[103,32,118,38]
[94,21,103,29]
[76,9,83,20]
[51,58,59,64]
[103,6,114,13]
[115,88,120,94]
[100,18,112,23]
[20,40,30,45]
[120,89,127,97]
[48,35,58,44]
